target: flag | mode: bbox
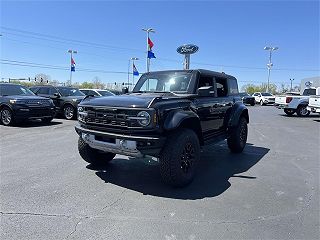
[133,63,139,76]
[147,50,156,59]
[71,57,76,72]
[148,37,154,50]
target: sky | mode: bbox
[0,0,319,90]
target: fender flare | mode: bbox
[0,103,14,112]
[228,103,249,128]
[163,110,200,130]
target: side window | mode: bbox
[89,90,99,96]
[198,75,214,88]
[80,90,88,95]
[30,87,39,94]
[37,87,49,95]
[49,87,58,95]
[216,78,228,97]
[228,78,238,95]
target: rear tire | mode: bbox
[227,117,248,153]
[284,109,295,116]
[159,129,200,187]
[0,107,14,126]
[296,105,310,117]
[250,102,255,106]
[78,137,116,165]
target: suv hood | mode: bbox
[4,95,49,101]
[80,93,181,108]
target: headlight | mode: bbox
[137,111,151,127]
[9,99,17,104]
[72,98,78,102]
[77,106,87,122]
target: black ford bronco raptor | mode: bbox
[75,69,249,187]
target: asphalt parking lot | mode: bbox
[0,106,319,240]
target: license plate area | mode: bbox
[95,135,116,144]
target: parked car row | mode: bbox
[275,87,320,116]
[0,83,117,126]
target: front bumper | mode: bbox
[14,106,56,120]
[75,124,165,157]
[307,106,320,113]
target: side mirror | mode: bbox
[197,86,215,97]
[122,87,129,94]
[53,93,61,98]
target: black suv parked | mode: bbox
[30,85,85,120]
[75,69,249,187]
[0,83,55,126]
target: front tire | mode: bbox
[260,100,264,106]
[42,117,53,123]
[63,105,76,120]
[296,105,310,117]
[227,117,248,153]
[159,129,200,187]
[250,102,255,106]
[78,137,116,165]
[284,109,295,116]
[0,107,14,126]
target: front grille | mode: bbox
[29,108,53,117]
[25,99,51,107]
[84,107,141,129]
[269,98,275,101]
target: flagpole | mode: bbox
[142,28,155,73]
[68,49,77,87]
[70,51,73,86]
[127,59,130,91]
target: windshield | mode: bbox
[239,93,249,97]
[97,90,114,96]
[57,87,85,97]
[133,72,194,93]
[261,93,272,96]
[0,84,35,96]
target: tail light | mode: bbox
[286,97,293,103]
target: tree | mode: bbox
[241,83,278,94]
[35,73,51,85]
[80,81,94,89]
[92,76,105,89]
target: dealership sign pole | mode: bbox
[177,44,199,70]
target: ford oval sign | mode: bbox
[177,44,199,55]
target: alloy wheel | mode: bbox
[1,109,12,125]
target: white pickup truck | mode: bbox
[307,95,320,114]
[275,87,320,116]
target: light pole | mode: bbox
[68,49,77,86]
[264,46,279,93]
[142,28,155,73]
[127,57,139,91]
[290,78,294,91]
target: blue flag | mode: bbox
[133,63,139,76]
[71,66,75,72]
[148,50,156,59]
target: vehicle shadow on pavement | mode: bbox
[14,120,63,128]
[280,114,320,118]
[88,143,269,200]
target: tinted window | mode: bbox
[239,93,249,97]
[303,88,316,96]
[29,87,39,93]
[228,78,239,95]
[97,90,114,96]
[261,93,272,96]
[56,87,85,96]
[37,87,50,95]
[80,90,89,95]
[216,78,228,97]
[0,84,35,96]
[49,87,58,95]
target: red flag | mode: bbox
[71,57,76,65]
[148,37,154,49]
